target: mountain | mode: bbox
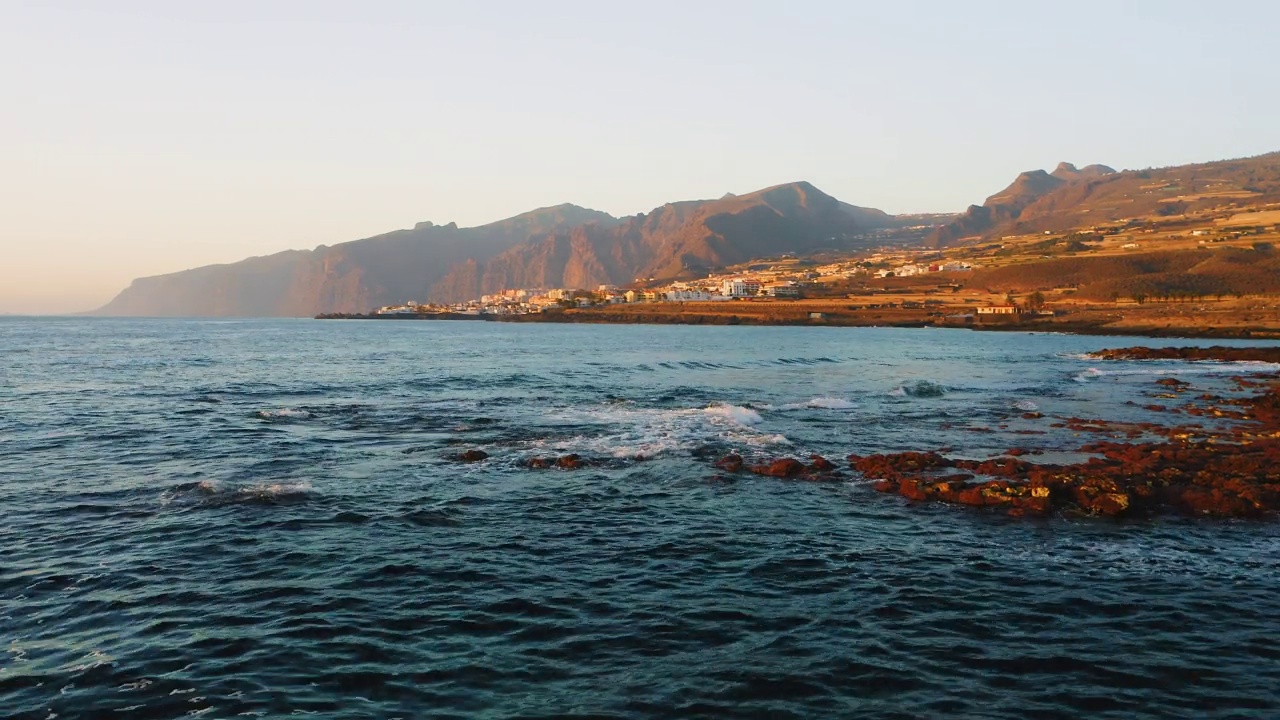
[929,164,1112,246]
[97,182,904,316]
[95,204,615,317]
[429,182,898,303]
[930,152,1280,246]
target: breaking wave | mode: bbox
[889,380,947,398]
[255,408,312,420]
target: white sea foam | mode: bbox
[1074,368,1105,382]
[239,481,313,498]
[531,402,788,458]
[701,403,763,425]
[775,396,857,410]
[256,408,311,419]
[808,397,856,409]
[1013,400,1039,412]
[1074,361,1279,383]
[165,479,314,506]
[888,380,946,398]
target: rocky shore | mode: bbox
[452,346,1280,520]
[1087,346,1280,362]
[848,347,1280,519]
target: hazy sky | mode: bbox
[2,1,1277,313]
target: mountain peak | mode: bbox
[1053,161,1118,180]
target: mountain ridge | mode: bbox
[929,152,1280,246]
[95,182,906,316]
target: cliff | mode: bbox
[94,204,615,316]
[98,182,901,315]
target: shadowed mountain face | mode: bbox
[929,152,1280,246]
[97,182,901,316]
[95,205,616,317]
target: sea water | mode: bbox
[2,318,1279,718]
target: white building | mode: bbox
[721,279,762,297]
[666,289,723,302]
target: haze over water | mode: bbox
[3,318,1280,718]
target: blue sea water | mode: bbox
[2,317,1280,719]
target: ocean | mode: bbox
[3,318,1279,718]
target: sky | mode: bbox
[2,1,1277,314]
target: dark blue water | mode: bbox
[3,318,1280,719]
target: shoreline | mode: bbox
[315,309,1280,340]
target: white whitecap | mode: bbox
[701,403,763,426]
[256,408,311,419]
[805,397,855,409]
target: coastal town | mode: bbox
[370,252,978,317]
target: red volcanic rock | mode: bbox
[1006,448,1028,457]
[713,454,744,472]
[1091,346,1280,363]
[458,449,489,463]
[849,451,954,480]
[524,457,553,469]
[898,478,930,501]
[556,454,584,470]
[1156,378,1190,388]
[749,458,807,478]
[872,479,898,493]
[808,455,837,472]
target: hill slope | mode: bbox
[930,152,1280,246]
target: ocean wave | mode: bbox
[701,403,763,426]
[1013,400,1040,412]
[772,397,857,410]
[159,480,316,507]
[1073,361,1278,383]
[255,408,312,420]
[519,402,788,459]
[889,380,947,398]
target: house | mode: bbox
[976,305,1024,315]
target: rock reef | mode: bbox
[708,347,1280,520]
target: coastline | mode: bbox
[315,306,1280,340]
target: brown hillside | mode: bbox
[969,246,1280,300]
[431,181,900,302]
[932,152,1280,246]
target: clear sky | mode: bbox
[2,0,1277,314]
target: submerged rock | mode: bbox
[458,449,489,463]
[807,454,837,472]
[749,458,807,478]
[713,454,744,472]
